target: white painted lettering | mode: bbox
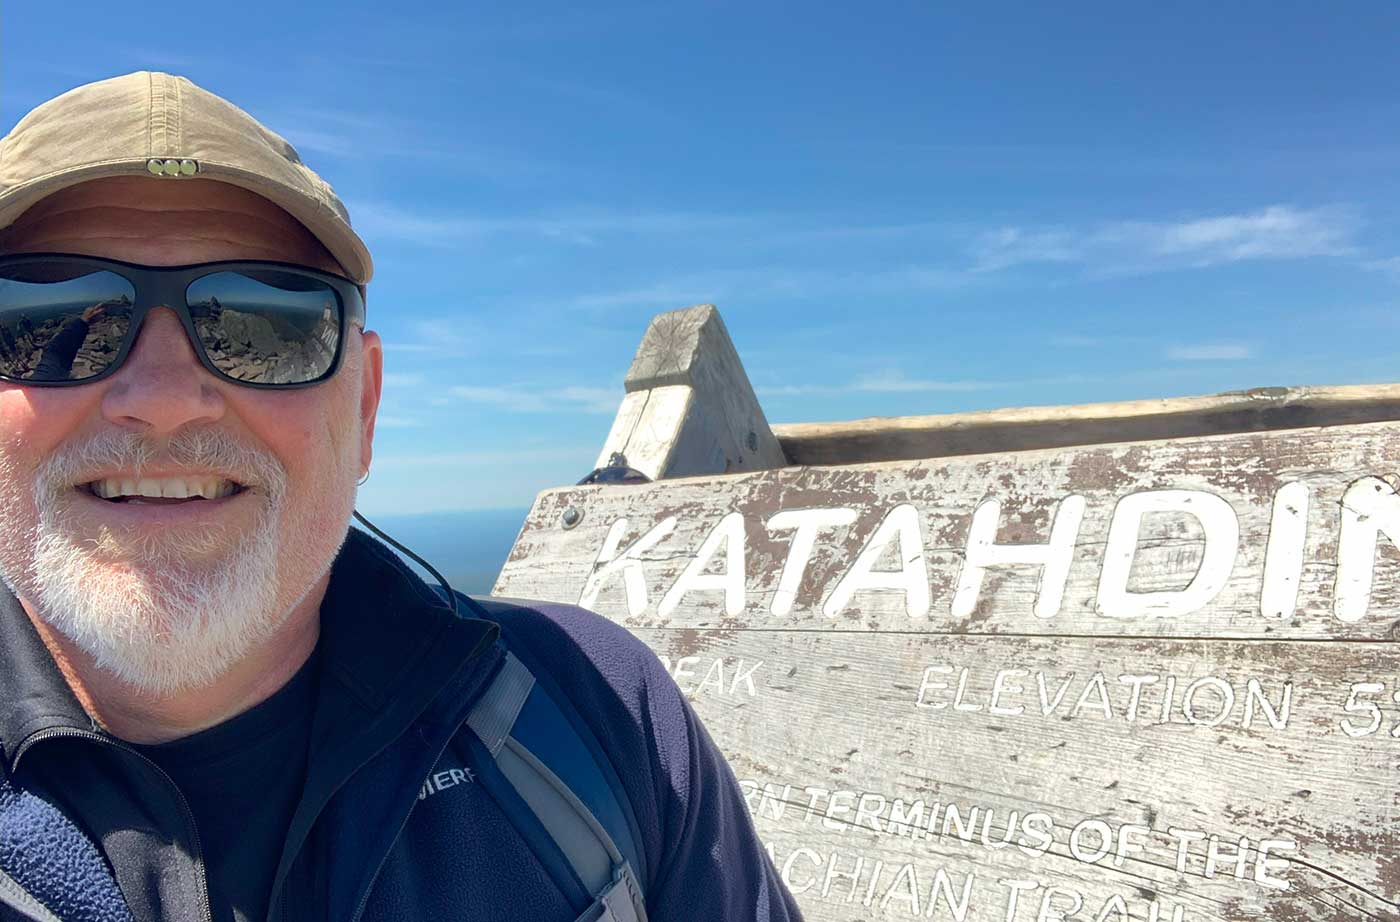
[1114,824,1150,867]
[1037,672,1075,716]
[929,868,974,921]
[1262,481,1309,618]
[579,516,677,616]
[1204,834,1251,880]
[1118,674,1159,722]
[1094,895,1130,922]
[1182,676,1236,727]
[758,783,791,821]
[579,514,677,615]
[855,793,887,833]
[1071,673,1113,720]
[1097,489,1239,619]
[696,658,726,695]
[780,848,821,893]
[1036,886,1084,922]
[879,864,920,915]
[1242,677,1293,730]
[1000,879,1040,922]
[1068,820,1113,864]
[820,850,864,901]
[1255,838,1296,890]
[952,668,982,712]
[1341,682,1384,737]
[673,656,700,682]
[766,507,859,617]
[659,512,746,617]
[942,803,979,843]
[823,790,856,831]
[916,665,955,709]
[729,659,763,696]
[1168,827,1206,872]
[990,669,1028,716]
[823,504,930,618]
[951,494,1086,619]
[1017,812,1054,856]
[887,798,927,838]
[1336,477,1400,622]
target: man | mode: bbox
[0,72,801,922]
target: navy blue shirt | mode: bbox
[135,651,319,922]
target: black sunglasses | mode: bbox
[0,253,366,388]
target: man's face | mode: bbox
[0,175,383,691]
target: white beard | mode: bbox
[0,428,296,693]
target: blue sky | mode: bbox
[4,3,1400,514]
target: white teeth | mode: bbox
[88,477,240,500]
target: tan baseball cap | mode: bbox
[0,71,374,285]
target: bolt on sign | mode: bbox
[496,305,1400,921]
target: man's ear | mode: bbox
[357,329,384,478]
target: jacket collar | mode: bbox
[0,581,90,765]
[0,526,500,770]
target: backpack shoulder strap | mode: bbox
[468,650,648,922]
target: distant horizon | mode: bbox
[354,507,530,596]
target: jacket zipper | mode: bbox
[345,792,418,922]
[13,727,215,922]
[270,639,502,922]
[0,865,62,922]
[345,712,479,922]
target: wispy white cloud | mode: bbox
[262,105,566,181]
[1365,256,1400,278]
[757,372,1008,398]
[371,445,596,470]
[851,371,1005,393]
[757,370,1106,400]
[553,263,974,316]
[971,205,1357,275]
[351,202,749,248]
[1050,333,1111,348]
[449,384,620,414]
[1164,342,1254,361]
[381,319,490,358]
[374,415,428,429]
[382,372,427,389]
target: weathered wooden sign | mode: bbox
[497,305,1400,921]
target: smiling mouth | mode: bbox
[80,476,247,504]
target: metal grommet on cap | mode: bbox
[146,157,200,177]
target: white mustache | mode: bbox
[34,429,287,502]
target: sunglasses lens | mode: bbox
[0,262,135,382]
[188,269,342,385]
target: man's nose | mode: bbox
[100,307,226,434]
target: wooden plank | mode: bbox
[498,420,1400,639]
[595,305,787,479]
[631,628,1398,920]
[772,384,1400,467]
[500,414,1400,919]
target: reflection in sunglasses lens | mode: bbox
[0,264,135,382]
[187,270,341,385]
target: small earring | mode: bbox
[357,470,370,486]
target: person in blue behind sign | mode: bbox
[0,71,801,922]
